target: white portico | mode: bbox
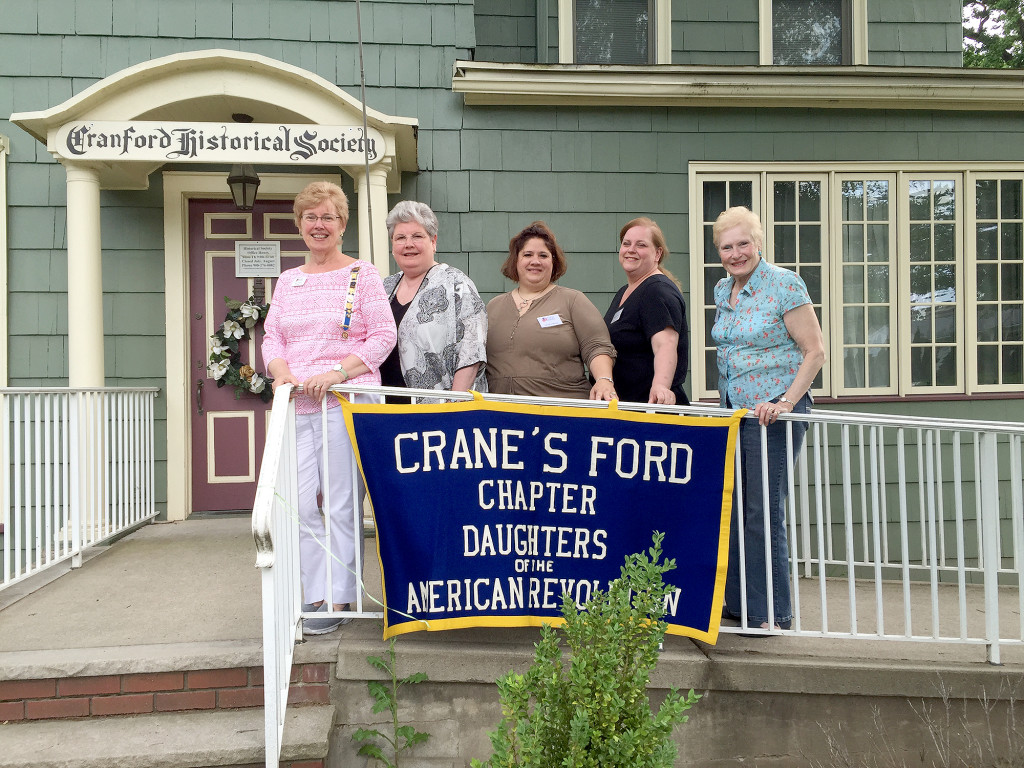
[10,49,418,519]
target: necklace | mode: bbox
[513,286,551,311]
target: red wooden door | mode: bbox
[188,199,308,513]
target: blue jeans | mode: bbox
[724,394,810,628]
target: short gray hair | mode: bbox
[386,201,439,239]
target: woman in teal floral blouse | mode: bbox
[712,206,825,633]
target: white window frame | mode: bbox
[558,0,671,65]
[831,173,899,396]
[759,0,868,66]
[964,171,1024,393]
[692,175,762,397]
[763,172,833,396]
[690,163,1024,402]
[899,173,965,395]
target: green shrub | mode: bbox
[473,532,700,768]
[352,638,429,768]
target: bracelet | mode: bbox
[597,377,614,384]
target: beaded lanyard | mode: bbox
[340,265,361,338]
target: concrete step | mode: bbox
[0,704,334,768]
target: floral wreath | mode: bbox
[208,296,273,403]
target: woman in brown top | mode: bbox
[485,221,616,400]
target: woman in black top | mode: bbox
[603,217,689,405]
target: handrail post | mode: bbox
[979,431,1002,665]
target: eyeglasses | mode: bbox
[392,232,431,245]
[302,214,340,224]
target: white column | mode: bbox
[64,163,105,386]
[354,160,393,276]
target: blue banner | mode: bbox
[341,395,743,643]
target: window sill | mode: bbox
[452,62,1024,111]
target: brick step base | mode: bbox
[0,662,329,722]
[0,706,333,768]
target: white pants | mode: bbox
[294,400,371,605]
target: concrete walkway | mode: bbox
[4,516,1024,767]
[2,515,1021,676]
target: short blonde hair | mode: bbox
[293,181,349,229]
[712,206,763,249]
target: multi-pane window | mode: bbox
[699,180,757,392]
[768,176,829,391]
[904,177,961,391]
[692,167,1024,400]
[975,178,1024,388]
[772,0,849,65]
[574,0,652,65]
[837,177,897,393]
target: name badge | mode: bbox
[538,314,563,328]
[611,309,623,323]
[292,276,307,287]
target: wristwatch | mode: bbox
[778,396,794,407]
[332,364,349,381]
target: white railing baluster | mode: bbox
[1,392,10,583]
[31,394,41,571]
[973,432,984,572]
[111,392,120,532]
[42,393,53,568]
[786,421,801,631]
[870,425,884,636]
[926,430,941,638]
[935,429,947,567]
[60,393,70,558]
[16,394,25,579]
[857,424,869,569]
[979,432,1002,665]
[1009,435,1024,644]
[952,432,968,641]
[841,424,858,634]
[822,423,835,564]
[812,421,829,634]
[1,387,158,592]
[797,425,812,580]
[878,426,890,568]
[734,436,748,628]
[897,428,912,638]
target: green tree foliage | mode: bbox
[964,1,1024,68]
[472,533,701,768]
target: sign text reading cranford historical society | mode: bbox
[341,396,744,643]
[53,121,384,165]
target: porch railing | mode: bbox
[252,384,1024,767]
[0,387,160,592]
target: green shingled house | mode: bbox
[1,0,1021,519]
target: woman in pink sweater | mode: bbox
[262,181,396,635]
